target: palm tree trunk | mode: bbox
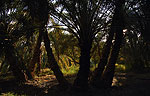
[101,30,124,87]
[91,29,114,86]
[43,30,69,86]
[101,0,125,88]
[5,45,26,82]
[29,30,42,79]
[91,0,121,86]
[73,40,92,89]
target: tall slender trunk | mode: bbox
[73,40,92,89]
[5,45,26,82]
[29,30,42,79]
[91,0,121,86]
[73,7,92,88]
[101,0,125,88]
[101,30,124,87]
[43,30,68,86]
[91,27,115,86]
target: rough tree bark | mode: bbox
[29,30,42,79]
[91,0,122,86]
[91,29,114,86]
[101,0,125,88]
[25,0,69,86]
[72,1,93,88]
[43,30,69,86]
[73,38,92,89]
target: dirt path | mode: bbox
[0,72,150,96]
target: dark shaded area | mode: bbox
[1,72,150,96]
[0,79,46,96]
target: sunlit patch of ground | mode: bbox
[1,72,150,96]
[25,75,58,88]
[112,72,127,86]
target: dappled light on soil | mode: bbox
[1,72,150,96]
[112,73,127,86]
[25,75,58,88]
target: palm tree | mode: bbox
[24,0,69,86]
[49,0,112,88]
[100,0,125,87]
[0,1,28,81]
[91,0,125,87]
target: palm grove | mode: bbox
[0,0,150,90]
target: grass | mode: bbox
[38,65,79,76]
[61,65,79,76]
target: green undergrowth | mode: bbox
[39,68,54,76]
[38,65,79,76]
[61,65,79,76]
[38,64,126,76]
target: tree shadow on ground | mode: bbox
[0,79,46,96]
[1,72,150,96]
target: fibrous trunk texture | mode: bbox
[73,40,92,89]
[101,0,125,88]
[43,30,69,86]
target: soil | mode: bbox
[0,72,150,96]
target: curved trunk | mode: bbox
[101,29,124,87]
[91,0,119,85]
[73,40,92,89]
[43,30,69,86]
[91,28,115,85]
[101,0,125,87]
[91,0,125,88]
